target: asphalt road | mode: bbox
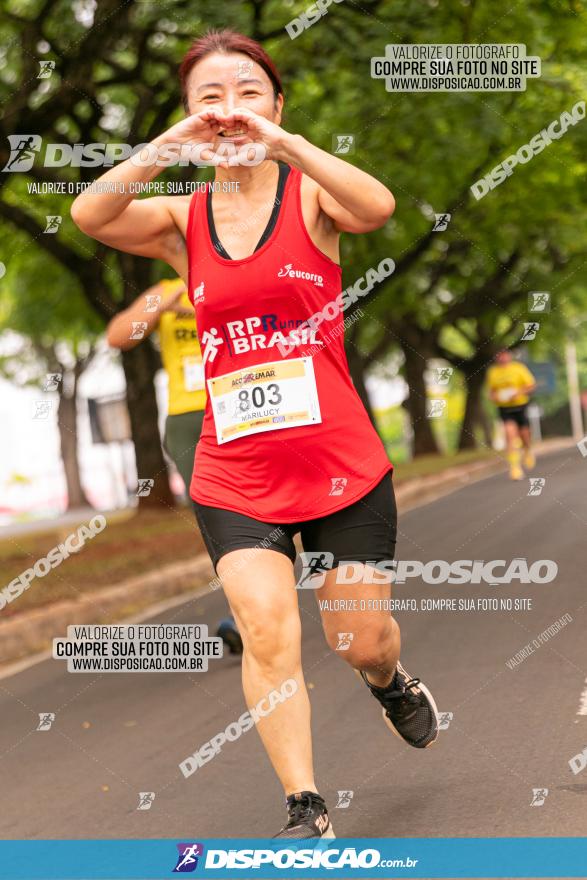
[1,447,586,850]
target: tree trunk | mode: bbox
[121,343,175,509]
[401,342,439,456]
[345,343,378,429]
[58,368,91,510]
[458,365,489,450]
[478,401,493,447]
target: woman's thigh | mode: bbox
[218,548,301,657]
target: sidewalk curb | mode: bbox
[0,437,575,668]
[394,437,575,511]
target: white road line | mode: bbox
[577,677,587,716]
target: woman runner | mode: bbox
[71,29,439,839]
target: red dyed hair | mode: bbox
[179,29,284,110]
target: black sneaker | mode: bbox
[216,617,243,655]
[273,791,335,839]
[358,661,439,748]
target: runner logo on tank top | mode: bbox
[201,328,223,364]
[277,263,324,287]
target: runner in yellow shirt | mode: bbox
[107,278,204,490]
[106,278,242,653]
[486,350,537,480]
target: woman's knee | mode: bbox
[324,617,397,668]
[239,603,301,669]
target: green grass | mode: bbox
[0,508,206,619]
[392,448,498,483]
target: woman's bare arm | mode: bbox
[70,110,226,262]
[106,280,188,351]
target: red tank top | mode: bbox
[186,166,392,521]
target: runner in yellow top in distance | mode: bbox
[107,278,205,490]
[486,350,537,480]
[158,279,207,418]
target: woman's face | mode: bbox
[185,51,283,144]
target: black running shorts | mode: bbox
[193,473,397,573]
[498,405,530,428]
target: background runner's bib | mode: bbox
[186,166,392,522]
[495,387,517,404]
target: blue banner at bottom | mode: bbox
[1,837,586,879]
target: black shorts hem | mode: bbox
[498,405,529,427]
[211,542,297,576]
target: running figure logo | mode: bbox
[130,321,148,340]
[42,373,62,391]
[528,292,550,313]
[530,788,548,807]
[438,712,453,730]
[144,294,161,313]
[33,401,52,420]
[297,551,334,589]
[335,790,354,809]
[136,792,155,811]
[521,322,539,341]
[173,843,204,873]
[137,478,154,497]
[232,396,251,419]
[3,134,42,172]
[37,60,55,79]
[329,477,348,496]
[336,633,354,651]
[434,367,453,385]
[201,328,223,364]
[427,399,446,419]
[36,713,55,731]
[44,215,62,233]
[236,60,253,79]
[332,135,355,155]
[528,477,545,496]
[432,213,451,231]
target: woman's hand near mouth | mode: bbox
[164,109,227,147]
[156,110,233,164]
[154,108,289,169]
[212,108,291,164]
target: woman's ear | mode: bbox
[273,93,284,126]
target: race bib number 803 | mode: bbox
[208,357,322,444]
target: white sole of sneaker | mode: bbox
[356,663,440,748]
